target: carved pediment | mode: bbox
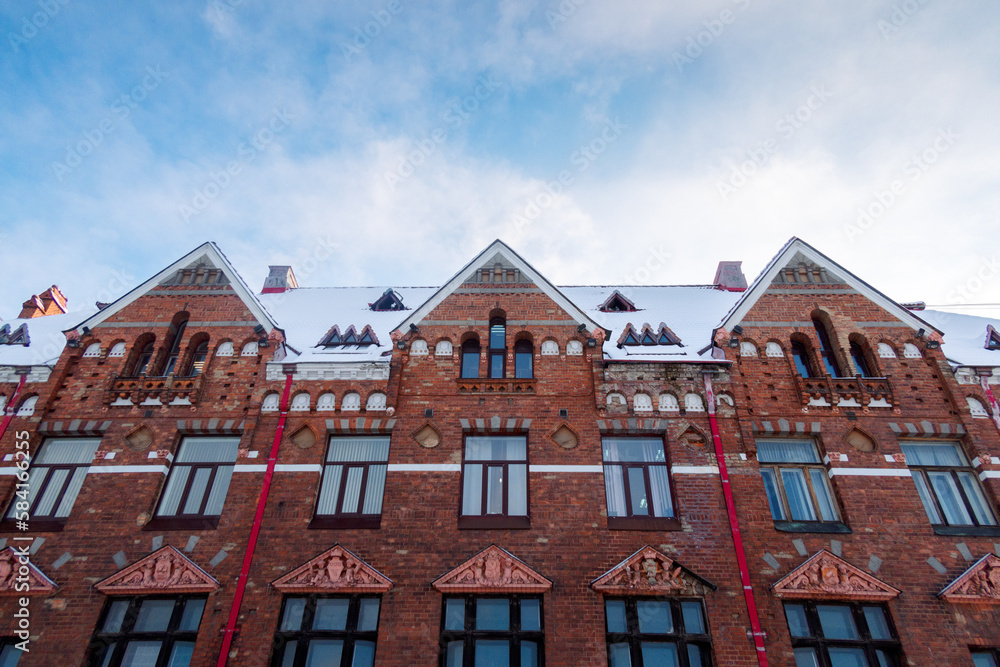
[0,547,58,596]
[95,546,219,595]
[939,554,1000,605]
[591,546,715,596]
[272,545,392,594]
[433,545,551,593]
[772,550,899,601]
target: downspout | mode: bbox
[217,370,294,666]
[0,373,28,443]
[978,374,1000,434]
[703,371,769,667]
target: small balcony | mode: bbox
[105,373,205,407]
[456,378,537,394]
[794,374,895,410]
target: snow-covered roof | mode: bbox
[921,310,1000,368]
[0,308,98,367]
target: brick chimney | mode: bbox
[262,266,298,294]
[19,285,68,318]
[714,262,748,292]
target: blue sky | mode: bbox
[2,0,1000,317]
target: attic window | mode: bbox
[369,289,406,311]
[987,326,1000,350]
[599,291,637,313]
[617,323,682,348]
[319,325,380,348]
[0,324,29,346]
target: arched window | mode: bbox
[186,342,209,376]
[162,316,189,375]
[133,342,155,376]
[514,339,533,379]
[850,341,874,378]
[791,341,813,379]
[461,338,481,379]
[812,318,842,376]
[488,317,506,379]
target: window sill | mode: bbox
[142,516,220,531]
[607,516,681,531]
[0,519,66,533]
[773,521,852,534]
[458,515,531,530]
[309,516,381,530]
[931,524,1000,537]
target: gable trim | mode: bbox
[271,544,393,594]
[771,549,900,601]
[432,544,552,593]
[590,546,715,596]
[94,546,220,595]
[938,553,1000,605]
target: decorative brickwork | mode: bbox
[271,545,392,594]
[772,550,900,601]
[432,545,551,593]
[94,546,219,595]
[0,547,58,596]
[591,546,714,596]
[939,554,1000,605]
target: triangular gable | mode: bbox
[370,289,407,312]
[985,325,1000,351]
[432,545,552,594]
[272,545,392,594]
[591,546,715,596]
[599,290,637,313]
[95,546,220,595]
[771,550,900,601]
[66,242,280,337]
[716,238,940,337]
[394,240,608,336]
[0,547,58,595]
[938,553,1000,605]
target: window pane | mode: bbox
[508,464,527,516]
[603,438,665,462]
[784,604,810,637]
[490,324,505,349]
[134,600,175,632]
[649,466,673,517]
[604,466,627,517]
[515,350,532,379]
[351,641,376,667]
[911,472,943,524]
[358,597,381,632]
[340,467,364,514]
[973,654,999,667]
[474,640,509,667]
[462,350,479,378]
[35,438,102,464]
[793,647,820,667]
[958,472,998,525]
[875,650,893,667]
[157,467,191,516]
[476,598,510,631]
[327,437,390,462]
[166,641,195,667]
[900,442,967,466]
[687,644,707,667]
[181,468,212,514]
[608,643,632,667]
[640,643,679,667]
[463,464,483,516]
[34,468,69,517]
[521,641,539,667]
[486,466,505,514]
[178,599,205,632]
[827,647,868,667]
[362,465,387,515]
[313,599,349,631]
[809,469,839,521]
[681,601,706,634]
[279,641,297,667]
[445,599,465,631]
[816,605,859,640]
[203,465,233,516]
[445,641,464,667]
[760,469,786,520]
[781,469,818,521]
[103,600,131,633]
[636,601,672,634]
[122,641,162,667]
[6,468,46,518]
[466,437,526,460]
[305,640,343,667]
[317,465,344,515]
[281,598,306,631]
[489,353,504,378]
[757,440,821,463]
[628,467,650,516]
[54,467,89,518]
[98,643,117,667]
[863,607,891,640]
[0,646,21,667]
[175,437,240,463]
[605,600,627,633]
[928,471,973,525]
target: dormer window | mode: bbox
[617,323,682,348]
[369,289,406,311]
[599,291,637,313]
[0,324,29,346]
[320,325,379,348]
[987,325,1000,350]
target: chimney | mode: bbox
[714,261,748,292]
[19,286,69,318]
[262,266,298,294]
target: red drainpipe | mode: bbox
[0,374,28,443]
[217,371,294,666]
[978,374,1000,434]
[703,371,770,667]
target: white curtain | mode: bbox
[316,466,344,515]
[604,467,626,517]
[757,440,820,464]
[465,437,525,461]
[175,437,240,463]
[362,465,387,515]
[900,442,966,466]
[327,436,390,462]
[34,438,101,464]
[462,464,483,515]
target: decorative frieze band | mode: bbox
[597,418,669,434]
[888,422,965,437]
[461,417,531,433]
[39,420,112,436]
[325,418,395,433]
[176,419,244,435]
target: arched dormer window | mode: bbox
[162,315,189,376]
[132,341,155,376]
[186,342,209,376]
[514,339,533,379]
[488,316,505,379]
[812,318,842,377]
[849,338,875,378]
[790,338,813,379]
[461,337,481,379]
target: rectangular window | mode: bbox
[784,602,902,667]
[973,649,1000,667]
[312,436,390,529]
[604,598,712,666]
[602,437,677,530]
[272,595,380,667]
[87,596,206,667]
[0,639,22,666]
[757,439,846,532]
[440,596,543,667]
[4,437,101,530]
[901,442,998,533]
[154,437,239,529]
[460,436,528,529]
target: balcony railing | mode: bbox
[793,374,894,410]
[106,372,205,406]
[456,378,537,394]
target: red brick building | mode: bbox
[0,238,997,667]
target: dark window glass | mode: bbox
[186,342,209,377]
[972,650,1000,667]
[4,438,101,526]
[462,339,481,379]
[313,436,390,528]
[900,442,998,528]
[461,436,528,528]
[791,342,812,378]
[154,437,239,525]
[813,319,842,377]
[440,596,543,667]
[850,342,874,377]
[489,318,506,379]
[133,342,155,376]
[272,595,380,667]
[514,340,533,379]
[604,598,712,667]
[87,596,205,667]
[757,440,840,525]
[783,602,902,667]
[0,639,22,666]
[163,319,188,376]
